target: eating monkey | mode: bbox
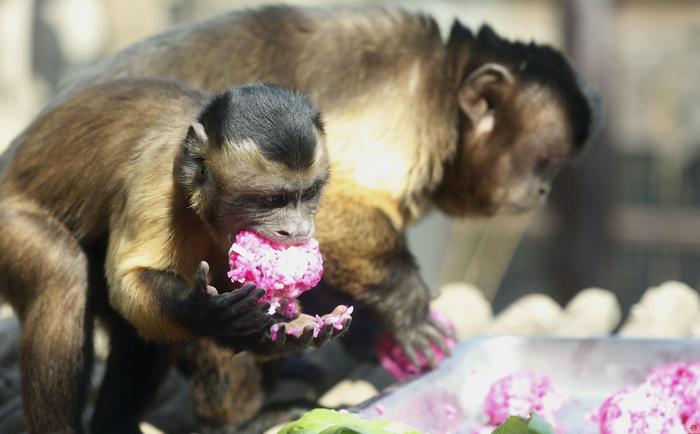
[0,79,349,433]
[2,4,601,432]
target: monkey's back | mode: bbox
[0,78,206,242]
[54,5,443,110]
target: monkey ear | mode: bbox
[185,122,209,154]
[458,63,515,138]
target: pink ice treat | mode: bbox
[312,305,354,337]
[228,230,323,318]
[644,361,700,426]
[269,306,354,341]
[594,361,700,434]
[595,386,686,434]
[479,369,566,432]
[377,309,457,381]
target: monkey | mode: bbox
[1,4,601,431]
[0,78,350,434]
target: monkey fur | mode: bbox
[1,5,600,432]
[0,79,349,433]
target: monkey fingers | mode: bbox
[213,284,266,313]
[428,314,457,340]
[329,317,351,339]
[396,335,422,368]
[181,284,268,338]
[264,323,315,352]
[312,324,335,347]
[421,321,451,354]
[394,320,448,368]
[413,334,439,368]
[222,304,273,336]
[193,261,217,295]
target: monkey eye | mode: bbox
[196,164,207,184]
[535,157,557,178]
[301,186,319,201]
[260,194,289,208]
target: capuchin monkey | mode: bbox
[1,4,601,431]
[0,79,349,434]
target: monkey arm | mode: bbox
[106,263,269,342]
[105,205,271,342]
[316,193,452,364]
[324,235,449,364]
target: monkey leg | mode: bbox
[90,313,174,434]
[0,199,93,434]
[178,340,264,433]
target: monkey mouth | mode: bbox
[498,201,534,214]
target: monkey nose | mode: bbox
[275,225,314,241]
[539,187,549,196]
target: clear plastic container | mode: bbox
[354,336,700,433]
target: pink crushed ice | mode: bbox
[377,309,457,381]
[269,306,354,341]
[593,361,700,434]
[228,229,323,319]
[374,404,386,415]
[474,369,567,434]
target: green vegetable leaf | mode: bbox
[491,412,554,434]
[277,409,423,434]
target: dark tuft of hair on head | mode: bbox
[197,83,323,170]
[466,24,599,148]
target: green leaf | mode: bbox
[490,412,554,434]
[277,409,424,434]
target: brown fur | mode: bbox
[0,77,338,433]
[182,341,263,428]
[1,5,596,430]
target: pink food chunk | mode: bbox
[475,369,566,433]
[228,229,323,318]
[594,361,700,434]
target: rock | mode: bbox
[318,379,378,408]
[431,282,493,340]
[552,288,621,336]
[485,294,563,335]
[140,422,164,434]
[619,281,700,337]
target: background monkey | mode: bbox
[1,4,600,431]
[26,5,600,362]
[0,79,349,433]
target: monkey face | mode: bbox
[177,84,330,248]
[434,76,575,217]
[192,135,329,248]
[489,85,573,214]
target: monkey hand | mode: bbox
[179,261,273,339]
[380,274,455,369]
[381,310,459,380]
[228,305,352,357]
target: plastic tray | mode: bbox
[355,336,700,433]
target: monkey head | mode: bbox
[177,83,329,247]
[435,24,601,217]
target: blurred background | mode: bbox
[1,0,699,320]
